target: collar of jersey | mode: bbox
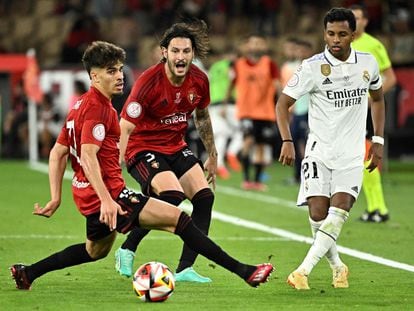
[323,46,357,66]
[90,86,112,106]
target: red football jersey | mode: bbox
[120,62,210,162]
[57,87,125,216]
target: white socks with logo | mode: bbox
[297,207,349,275]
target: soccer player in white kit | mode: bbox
[276,8,385,290]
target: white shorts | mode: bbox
[297,156,363,206]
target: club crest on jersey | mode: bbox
[126,102,142,118]
[363,70,370,82]
[321,64,331,76]
[150,161,160,169]
[188,90,197,104]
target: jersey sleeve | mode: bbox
[198,75,210,109]
[120,77,146,124]
[369,57,383,90]
[56,122,68,146]
[282,60,314,100]
[81,105,108,147]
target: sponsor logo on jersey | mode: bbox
[321,64,331,76]
[126,102,142,118]
[363,70,370,82]
[72,176,90,188]
[92,124,105,141]
[326,87,368,108]
[161,112,187,125]
[322,77,332,85]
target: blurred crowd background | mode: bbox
[1,0,413,68]
[0,0,414,160]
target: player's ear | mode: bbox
[90,69,99,84]
[161,47,167,59]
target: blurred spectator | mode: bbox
[208,46,242,179]
[229,35,280,191]
[2,80,28,158]
[126,0,155,35]
[60,14,101,64]
[54,0,87,17]
[37,93,63,159]
[253,0,280,36]
[68,79,88,112]
[111,12,140,67]
[90,0,115,19]
[178,0,208,21]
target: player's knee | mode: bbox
[158,190,186,206]
[174,211,192,235]
[87,245,112,260]
[309,209,328,222]
[86,234,116,260]
[191,188,214,208]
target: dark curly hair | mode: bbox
[159,19,210,60]
[324,7,356,32]
[82,41,126,77]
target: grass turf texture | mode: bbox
[1,160,413,310]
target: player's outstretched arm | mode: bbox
[33,143,69,218]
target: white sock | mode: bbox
[298,207,348,275]
[309,217,344,269]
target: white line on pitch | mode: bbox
[29,162,414,273]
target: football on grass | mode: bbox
[132,261,175,302]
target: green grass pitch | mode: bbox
[1,160,413,310]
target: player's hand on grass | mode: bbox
[33,200,60,218]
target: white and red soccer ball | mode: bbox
[132,261,175,302]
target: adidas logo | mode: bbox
[322,77,332,85]
[351,186,359,193]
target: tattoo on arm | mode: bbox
[194,108,217,158]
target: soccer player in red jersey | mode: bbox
[10,41,273,290]
[115,20,218,282]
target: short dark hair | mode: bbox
[82,41,126,76]
[160,19,209,60]
[324,7,356,32]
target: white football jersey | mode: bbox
[283,47,382,169]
